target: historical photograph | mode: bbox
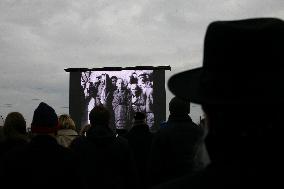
[81,70,154,131]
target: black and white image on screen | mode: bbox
[81,70,154,132]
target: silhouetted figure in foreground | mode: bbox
[126,112,153,188]
[0,102,82,188]
[71,106,139,189]
[148,97,204,187]
[157,18,284,188]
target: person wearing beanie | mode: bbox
[31,102,59,134]
[0,102,82,188]
[148,97,205,187]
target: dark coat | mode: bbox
[70,125,139,189]
[152,161,283,189]
[126,121,153,188]
[152,119,284,189]
[151,164,232,189]
[0,137,28,157]
[0,135,82,189]
[148,115,204,186]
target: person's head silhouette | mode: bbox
[169,96,190,116]
[168,18,284,184]
[31,102,58,135]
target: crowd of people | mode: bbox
[0,97,206,189]
[82,71,154,133]
[1,17,284,188]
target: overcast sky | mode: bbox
[0,0,283,126]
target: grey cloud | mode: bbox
[0,0,284,124]
[0,0,71,27]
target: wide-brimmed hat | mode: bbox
[168,18,284,104]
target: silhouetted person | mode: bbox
[0,102,82,188]
[0,112,28,157]
[148,97,204,187]
[126,112,153,188]
[157,18,284,188]
[70,106,139,189]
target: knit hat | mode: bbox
[31,102,58,134]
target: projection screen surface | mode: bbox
[67,67,168,133]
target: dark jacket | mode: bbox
[70,125,139,189]
[126,121,153,188]
[0,135,82,189]
[148,114,204,186]
[0,137,28,157]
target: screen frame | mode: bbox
[67,66,170,132]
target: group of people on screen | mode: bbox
[82,71,154,133]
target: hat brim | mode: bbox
[168,68,204,104]
[169,67,284,105]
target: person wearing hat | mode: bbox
[0,102,82,188]
[155,18,284,188]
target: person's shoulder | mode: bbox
[1,140,28,156]
[158,122,174,132]
[189,121,204,135]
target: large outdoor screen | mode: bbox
[67,67,167,133]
